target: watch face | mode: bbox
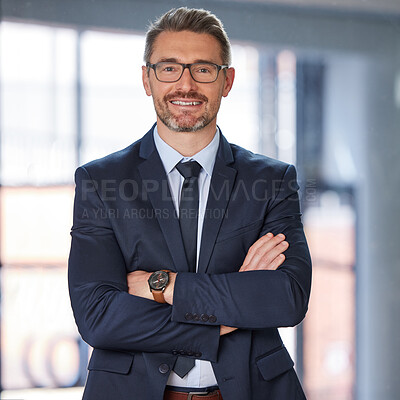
[149,271,169,291]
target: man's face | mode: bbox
[142,31,234,133]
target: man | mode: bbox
[68,7,311,400]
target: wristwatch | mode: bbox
[148,270,170,303]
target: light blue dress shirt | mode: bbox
[153,125,219,388]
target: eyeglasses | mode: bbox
[146,61,229,83]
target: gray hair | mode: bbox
[144,7,232,65]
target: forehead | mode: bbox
[151,31,223,64]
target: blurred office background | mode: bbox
[1,0,399,399]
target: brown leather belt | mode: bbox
[164,389,222,400]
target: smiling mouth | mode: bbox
[170,100,202,106]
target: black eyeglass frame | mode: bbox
[146,61,229,83]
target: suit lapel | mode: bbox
[138,128,189,272]
[198,135,237,273]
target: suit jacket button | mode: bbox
[187,351,194,356]
[179,350,186,355]
[209,315,217,323]
[201,314,209,322]
[195,352,202,358]
[185,313,193,321]
[159,363,170,374]
[172,350,178,355]
[193,313,200,321]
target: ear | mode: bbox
[142,65,152,96]
[222,67,235,97]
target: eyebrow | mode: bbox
[158,57,178,62]
[157,57,217,64]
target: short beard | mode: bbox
[154,91,216,133]
[156,110,209,132]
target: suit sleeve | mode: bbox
[68,166,220,361]
[171,164,312,329]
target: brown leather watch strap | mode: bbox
[152,289,167,303]
[150,269,170,303]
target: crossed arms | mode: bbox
[68,164,311,361]
[127,233,290,335]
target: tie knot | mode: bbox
[176,160,202,179]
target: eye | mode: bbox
[163,65,177,72]
[195,65,212,74]
[158,63,180,73]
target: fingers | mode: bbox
[266,253,286,271]
[240,233,288,272]
[241,232,285,267]
[240,233,275,268]
[220,325,237,336]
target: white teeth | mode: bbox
[171,101,201,106]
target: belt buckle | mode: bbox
[187,391,209,400]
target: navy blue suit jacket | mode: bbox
[68,125,311,399]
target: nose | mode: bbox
[176,66,198,91]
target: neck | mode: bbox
[156,121,217,157]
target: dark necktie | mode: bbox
[175,160,202,273]
[173,160,201,378]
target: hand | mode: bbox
[127,270,176,304]
[220,233,288,336]
[239,233,288,272]
[220,325,237,336]
[127,270,153,300]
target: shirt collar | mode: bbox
[153,125,220,177]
